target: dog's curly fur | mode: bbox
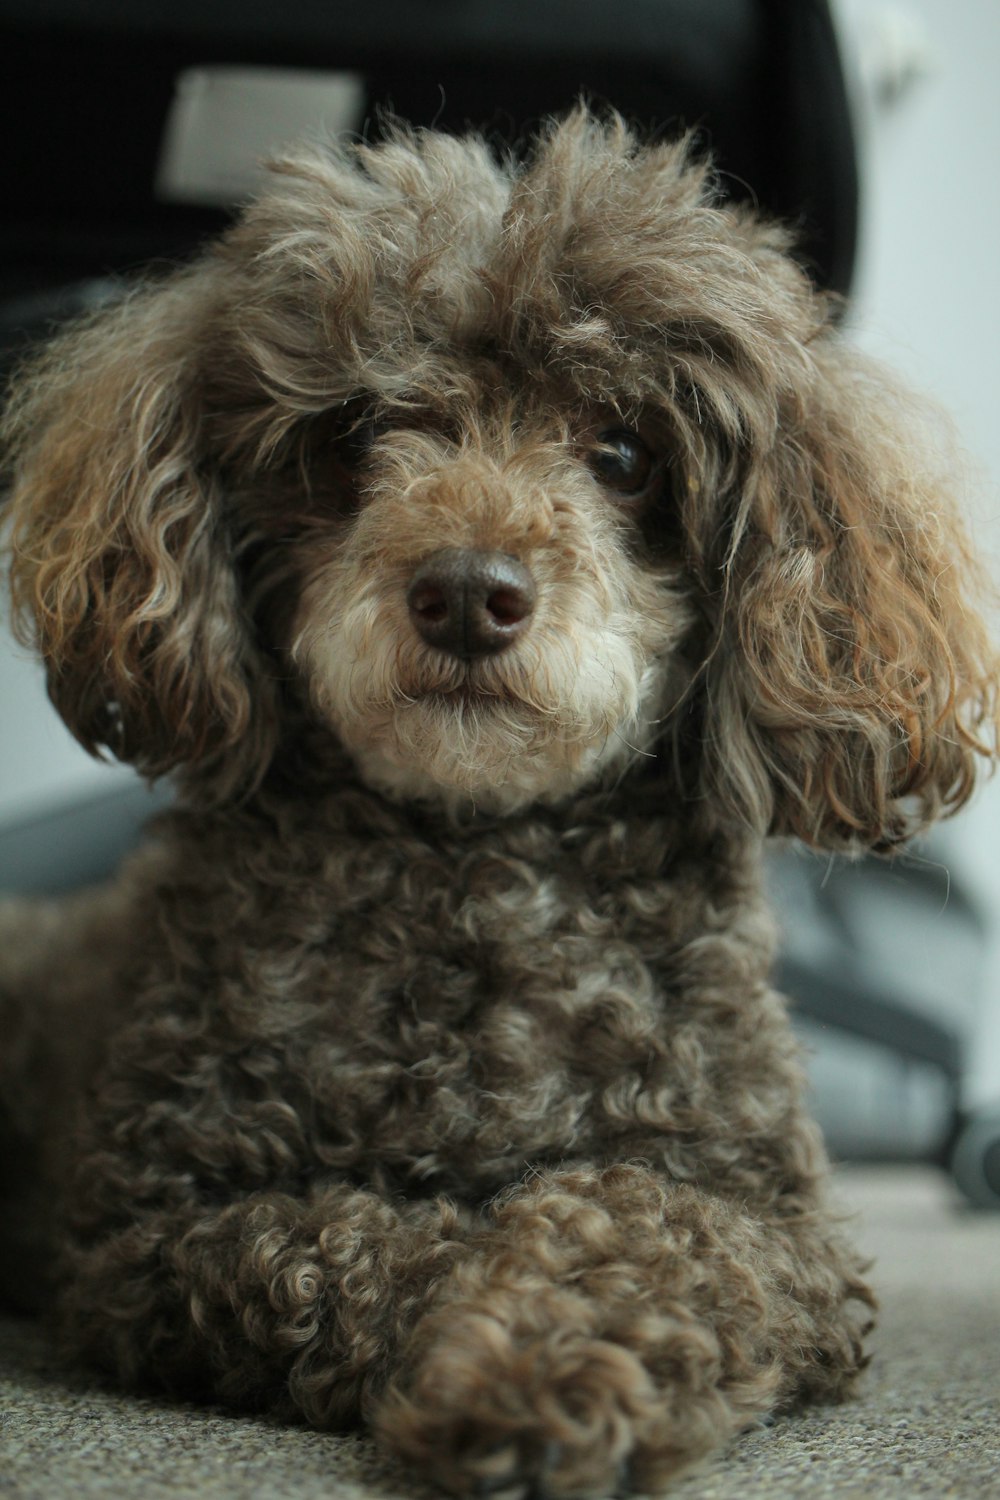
[1,111,997,1495]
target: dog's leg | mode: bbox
[0,887,142,1310]
[57,1181,478,1423]
[373,1163,874,1497]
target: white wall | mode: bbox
[831,0,1000,1108]
[838,0,1000,538]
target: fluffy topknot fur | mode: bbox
[1,111,997,1496]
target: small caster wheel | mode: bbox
[950,1108,1000,1209]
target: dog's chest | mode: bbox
[162,800,761,1200]
[218,808,739,1194]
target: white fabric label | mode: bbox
[156,65,366,207]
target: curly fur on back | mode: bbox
[1,111,997,1496]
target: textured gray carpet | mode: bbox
[1,1167,998,1499]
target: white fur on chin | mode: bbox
[336,696,645,814]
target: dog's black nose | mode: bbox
[407,548,536,658]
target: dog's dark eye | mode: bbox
[589,429,656,498]
[338,407,385,464]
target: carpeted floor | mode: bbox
[1,1167,998,1499]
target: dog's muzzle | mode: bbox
[406,548,536,660]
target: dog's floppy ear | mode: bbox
[699,342,998,852]
[3,273,279,799]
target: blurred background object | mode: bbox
[1,0,998,1203]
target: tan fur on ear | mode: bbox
[2,273,279,799]
[704,344,999,851]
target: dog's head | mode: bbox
[4,112,996,846]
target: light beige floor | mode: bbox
[2,1167,998,1499]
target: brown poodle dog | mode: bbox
[1,111,997,1496]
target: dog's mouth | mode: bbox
[403,659,532,715]
[423,682,522,712]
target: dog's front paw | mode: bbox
[375,1320,656,1497]
[372,1293,759,1499]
